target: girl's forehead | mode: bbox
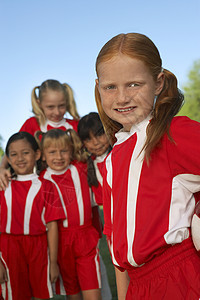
[43,138,70,149]
[97,55,149,81]
[41,89,65,102]
[9,139,32,150]
[89,130,104,138]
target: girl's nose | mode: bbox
[91,136,99,145]
[54,107,60,115]
[116,88,130,105]
[56,151,62,159]
[17,153,24,161]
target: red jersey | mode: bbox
[0,173,65,235]
[20,116,79,135]
[103,116,200,270]
[91,152,108,206]
[41,162,95,229]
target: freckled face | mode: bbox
[96,54,164,131]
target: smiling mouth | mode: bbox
[115,106,135,112]
[54,161,66,166]
[17,163,26,168]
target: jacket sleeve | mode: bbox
[167,117,200,179]
[102,154,112,238]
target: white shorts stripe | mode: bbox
[1,255,13,300]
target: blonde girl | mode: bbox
[0,79,79,190]
[23,79,80,134]
[95,33,200,300]
[37,129,102,300]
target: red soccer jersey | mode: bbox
[103,116,200,270]
[91,152,108,206]
[20,116,79,135]
[0,173,65,235]
[41,162,95,229]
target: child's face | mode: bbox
[7,139,40,175]
[39,90,67,123]
[83,132,110,156]
[96,54,164,131]
[43,144,71,172]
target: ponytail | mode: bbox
[34,130,43,148]
[143,69,184,162]
[63,83,80,120]
[87,155,99,187]
[31,86,46,125]
[34,130,47,172]
[66,129,87,162]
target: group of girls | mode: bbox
[1,30,200,300]
[0,80,112,300]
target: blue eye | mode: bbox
[129,83,139,87]
[106,85,115,90]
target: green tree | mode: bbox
[178,59,200,121]
[0,135,4,160]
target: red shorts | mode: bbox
[0,233,52,300]
[126,238,200,300]
[57,224,101,295]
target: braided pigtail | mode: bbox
[87,155,99,187]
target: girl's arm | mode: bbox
[0,155,11,191]
[0,259,8,284]
[46,221,59,283]
[115,267,130,300]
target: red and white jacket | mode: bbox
[103,116,200,270]
[92,152,108,206]
[0,173,65,235]
[40,162,96,230]
[20,116,78,135]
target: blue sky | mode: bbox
[0,0,200,148]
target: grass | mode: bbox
[99,208,117,299]
[53,207,117,300]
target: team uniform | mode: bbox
[103,116,200,300]
[91,152,108,206]
[20,116,79,135]
[41,161,101,295]
[0,173,65,300]
[90,152,113,300]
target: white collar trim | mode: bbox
[115,114,152,145]
[46,166,69,175]
[16,173,38,181]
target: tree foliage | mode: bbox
[0,135,4,160]
[178,59,200,121]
